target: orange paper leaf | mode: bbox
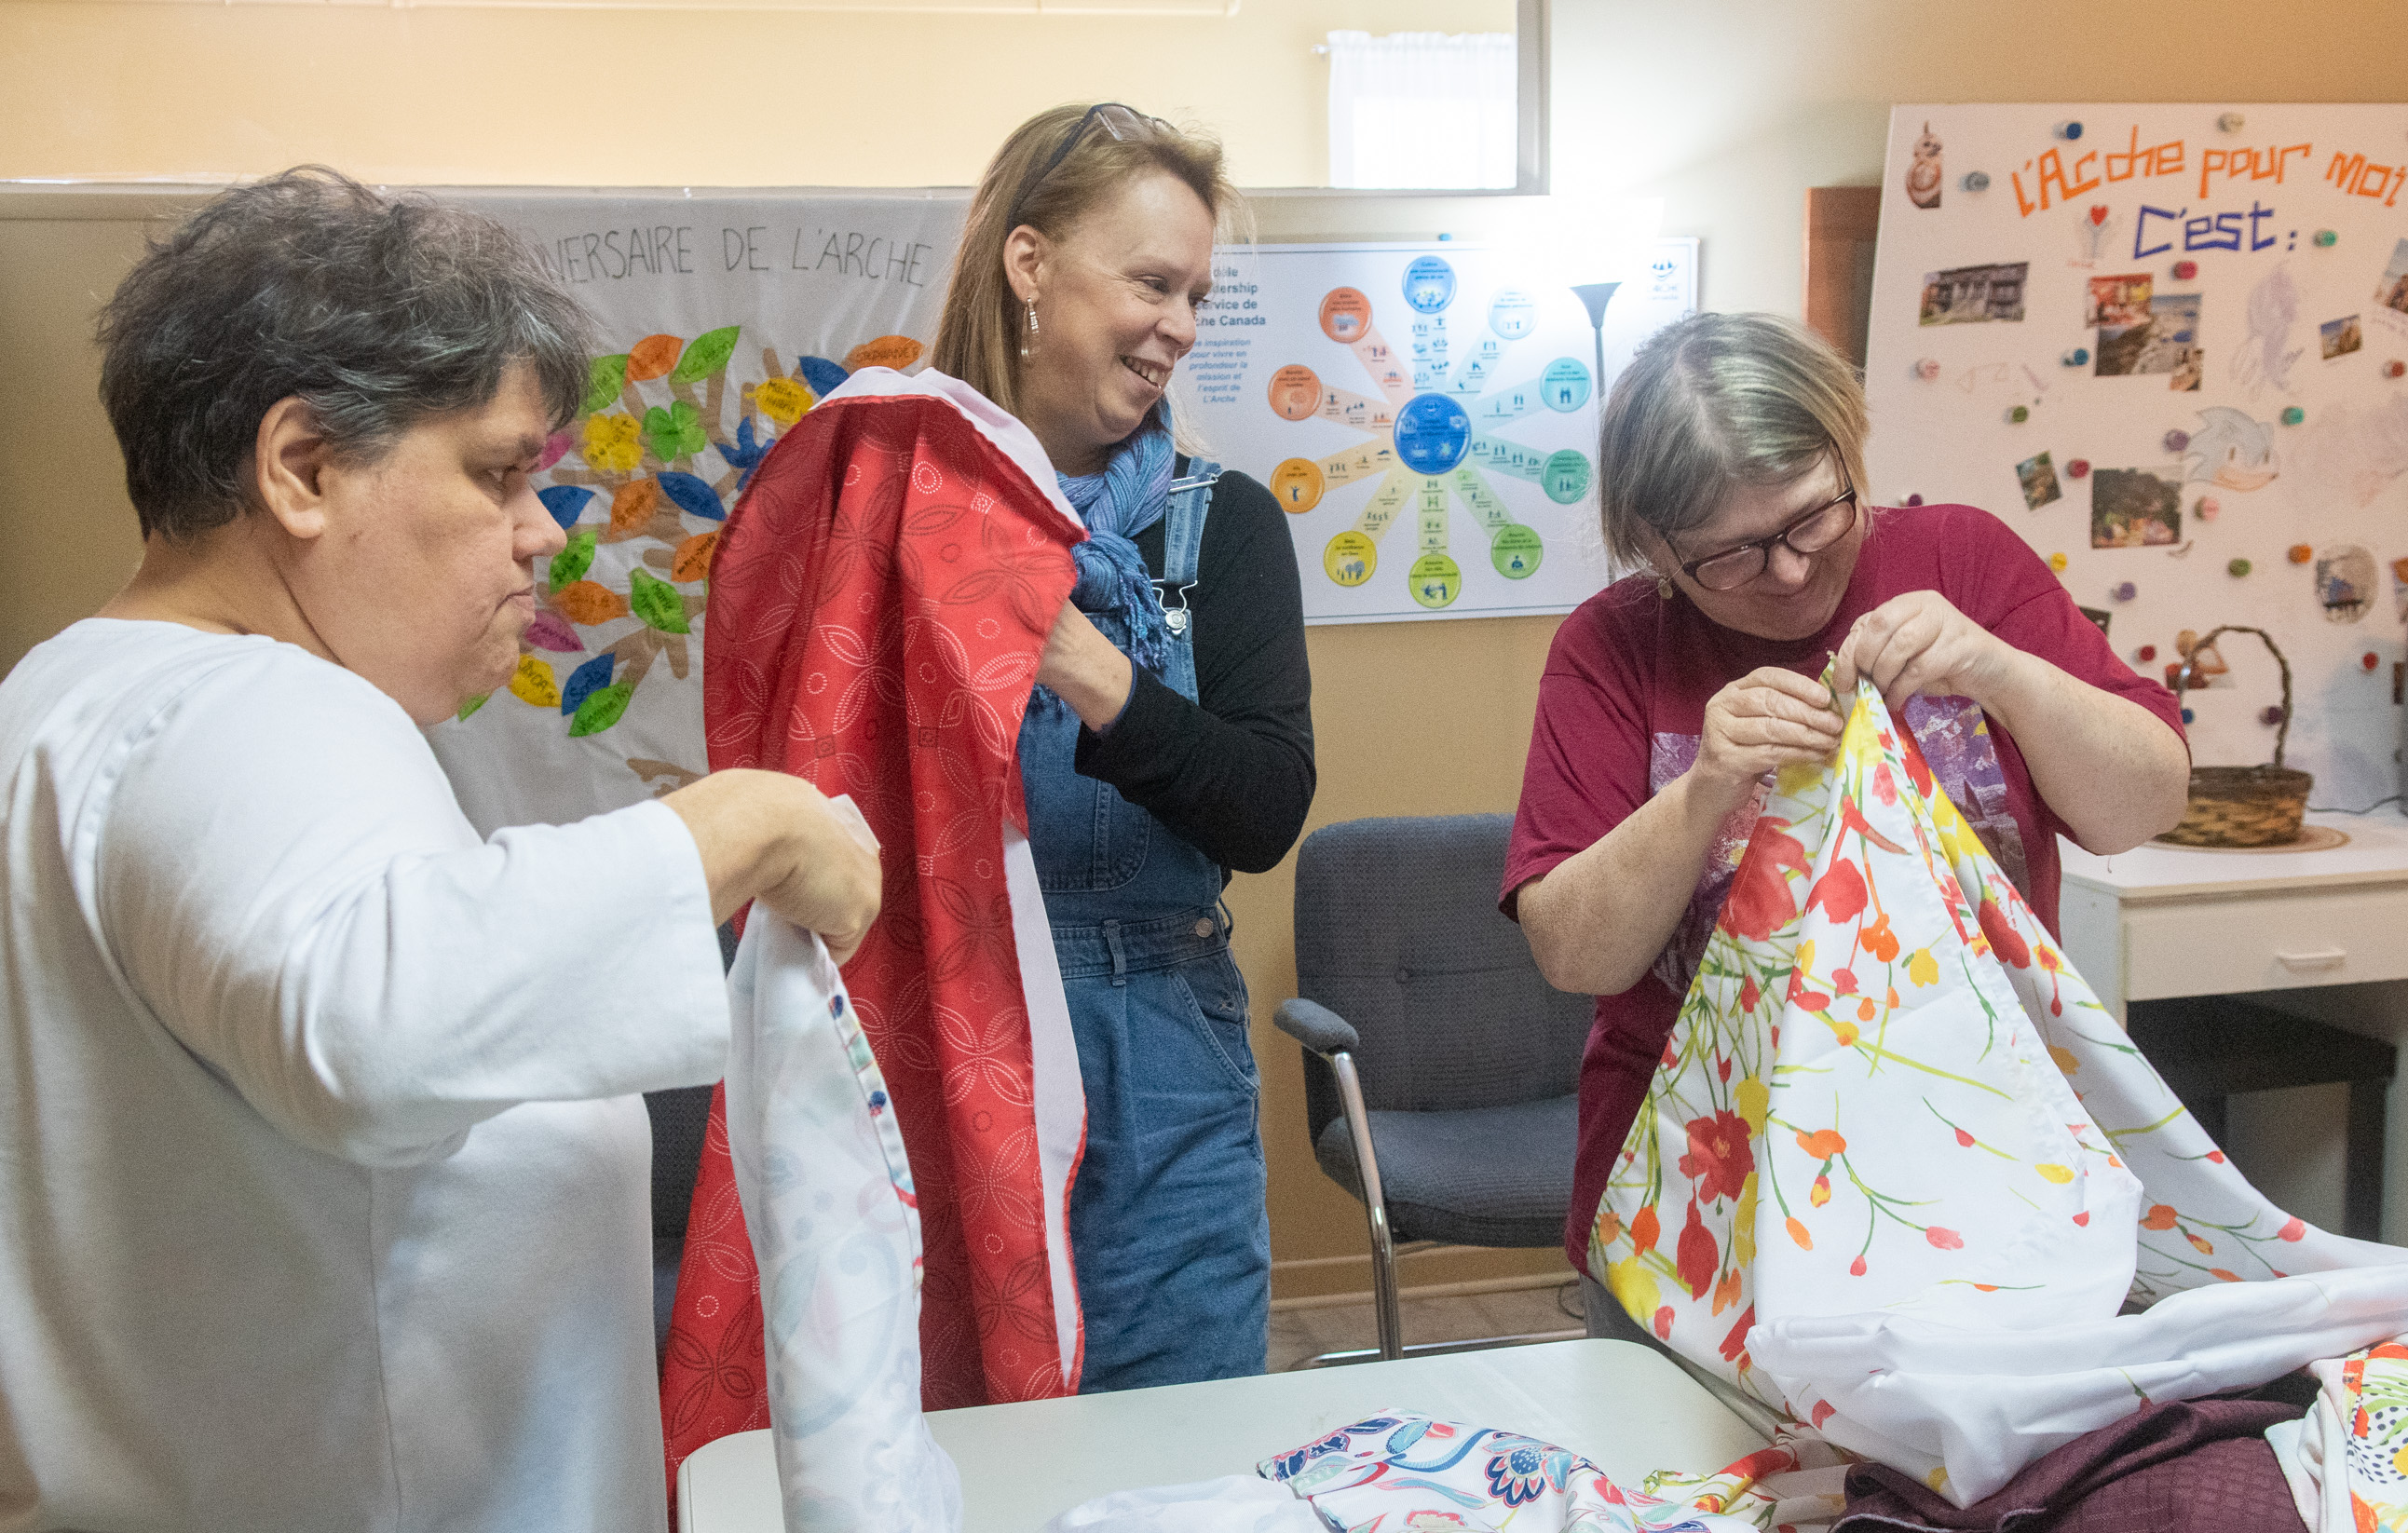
[671,531,719,582]
[626,332,684,382]
[553,580,631,626]
[607,478,662,542]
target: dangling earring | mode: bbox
[1655,575,1674,599]
[1020,299,1040,360]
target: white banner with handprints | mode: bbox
[424,189,967,834]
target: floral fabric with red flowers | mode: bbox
[1595,670,2408,1511]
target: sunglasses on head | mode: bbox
[1005,103,1175,231]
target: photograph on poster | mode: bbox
[2316,544,2376,622]
[2321,315,2364,360]
[2016,450,2062,509]
[2089,466,2184,547]
[1919,262,2027,325]
[2376,238,2408,317]
[2097,293,2201,390]
[2086,273,2153,329]
[1906,122,1944,210]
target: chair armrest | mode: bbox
[1273,997,1361,1058]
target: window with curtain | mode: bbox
[1325,30,1517,191]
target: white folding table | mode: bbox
[677,1338,1770,1533]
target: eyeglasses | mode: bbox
[1004,103,1173,231]
[1673,477,1860,592]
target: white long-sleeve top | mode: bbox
[0,619,730,1533]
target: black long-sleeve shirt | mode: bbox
[1070,467,1316,875]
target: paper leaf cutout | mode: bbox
[655,469,725,522]
[507,653,560,708]
[670,324,741,386]
[671,531,718,582]
[551,527,599,587]
[553,580,631,625]
[537,484,593,531]
[561,650,618,716]
[606,478,662,542]
[797,355,850,397]
[537,429,573,471]
[582,413,643,472]
[582,354,630,415]
[524,611,582,653]
[456,692,489,721]
[569,681,635,738]
[755,376,812,426]
[626,333,684,383]
[629,566,691,634]
[844,335,923,373]
[642,400,707,463]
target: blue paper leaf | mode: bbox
[721,415,773,492]
[561,651,617,716]
[655,469,726,522]
[538,484,594,530]
[797,356,850,398]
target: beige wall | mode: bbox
[7,0,2408,1305]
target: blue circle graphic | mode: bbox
[1394,393,1472,477]
[1541,358,1593,412]
[1403,255,1457,314]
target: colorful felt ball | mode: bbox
[2057,120,2084,140]
[1914,359,1941,380]
[2068,458,2091,478]
[2197,496,2221,521]
[2218,112,2246,132]
[2227,557,2252,577]
[1904,493,1925,506]
[2289,544,2313,563]
[2388,360,2406,379]
[2181,708,2197,725]
[2261,705,2286,725]
[2314,229,2338,247]
[2047,551,2069,573]
[2062,347,2090,366]
[2112,581,2137,601]
[2282,406,2306,425]
[2366,653,2382,672]
[2138,644,2157,661]
[2172,260,2198,280]
[1960,170,1991,192]
[2163,428,2191,452]
[2007,405,2030,424]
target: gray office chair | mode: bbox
[1274,813,1595,1363]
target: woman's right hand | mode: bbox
[663,770,882,965]
[1691,667,1844,803]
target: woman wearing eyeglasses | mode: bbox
[927,105,1313,1391]
[1502,312,2188,1323]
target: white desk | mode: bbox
[2060,808,2408,1240]
[677,1339,1769,1533]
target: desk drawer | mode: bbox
[2121,884,2408,1000]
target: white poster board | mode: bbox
[1865,105,2408,808]
[421,189,967,834]
[1184,238,1696,624]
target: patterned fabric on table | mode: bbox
[1597,673,2408,1509]
[661,370,1091,1487]
[2264,1341,2408,1532]
[724,899,960,1529]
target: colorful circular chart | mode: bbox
[1409,551,1462,608]
[1269,457,1325,513]
[1268,364,1321,422]
[1394,393,1472,476]
[1490,524,1544,577]
[1403,255,1457,315]
[1325,531,1376,586]
[1488,288,1536,341]
[1542,358,1593,412]
[1544,450,1594,505]
[1318,288,1372,344]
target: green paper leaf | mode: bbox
[549,527,599,588]
[456,692,489,721]
[642,399,707,462]
[568,681,635,736]
[669,324,741,386]
[583,354,630,415]
[628,566,690,634]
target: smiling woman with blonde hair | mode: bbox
[932,103,1314,1392]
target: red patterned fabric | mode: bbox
[661,372,1089,1491]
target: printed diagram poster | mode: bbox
[1183,240,1695,624]
[421,190,965,834]
[1863,104,2408,807]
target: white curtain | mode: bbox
[1326,30,1517,191]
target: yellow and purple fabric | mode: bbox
[1599,673,2408,1508]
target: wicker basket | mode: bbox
[2156,624,2314,848]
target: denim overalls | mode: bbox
[1015,459,1272,1392]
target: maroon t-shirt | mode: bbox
[1502,503,2186,1276]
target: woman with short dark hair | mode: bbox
[0,168,878,1531]
[1503,312,2190,1330]
[928,105,1314,1390]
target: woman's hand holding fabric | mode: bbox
[1830,590,2017,712]
[1035,600,1136,733]
[665,770,883,963]
[1694,667,1845,807]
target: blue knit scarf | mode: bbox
[1053,401,1177,678]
